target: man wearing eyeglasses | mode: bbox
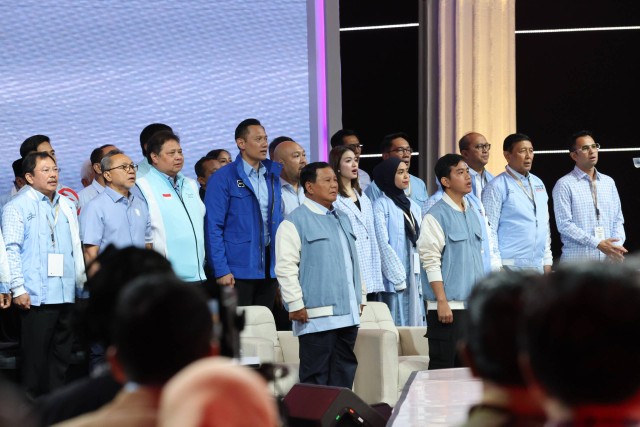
[459,132,495,199]
[365,132,429,214]
[79,150,152,271]
[2,152,86,397]
[482,133,553,274]
[76,144,117,212]
[552,130,626,262]
[330,129,372,191]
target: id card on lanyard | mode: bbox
[47,204,64,277]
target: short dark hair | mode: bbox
[100,149,125,173]
[380,132,410,153]
[78,246,176,348]
[194,155,217,178]
[521,263,640,406]
[146,130,180,163]
[329,145,361,197]
[112,274,213,385]
[20,134,50,158]
[235,118,262,141]
[90,144,116,167]
[330,129,358,148]
[139,123,172,156]
[300,162,331,194]
[12,158,23,178]
[464,271,536,387]
[434,153,464,182]
[269,136,294,159]
[206,149,231,160]
[503,133,530,152]
[569,130,593,152]
[22,152,55,176]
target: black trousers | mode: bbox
[426,309,468,370]
[298,326,358,388]
[21,303,74,398]
[233,245,278,311]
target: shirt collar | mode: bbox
[442,191,467,212]
[242,158,265,178]
[104,186,130,203]
[303,198,335,215]
[280,176,302,192]
[506,165,529,180]
[572,165,599,181]
[32,187,60,205]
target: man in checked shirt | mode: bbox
[552,130,626,263]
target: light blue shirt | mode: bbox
[293,198,359,336]
[280,177,305,218]
[80,186,152,252]
[469,168,495,199]
[242,159,270,246]
[552,166,625,262]
[2,189,76,304]
[358,169,371,192]
[77,179,105,212]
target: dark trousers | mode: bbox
[426,309,468,370]
[234,245,278,311]
[234,278,278,311]
[21,303,74,398]
[298,326,358,388]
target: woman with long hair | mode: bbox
[329,146,384,298]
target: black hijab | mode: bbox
[372,158,420,246]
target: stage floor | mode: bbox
[388,368,482,426]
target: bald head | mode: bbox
[273,140,307,186]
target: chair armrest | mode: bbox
[397,326,429,356]
[353,329,400,406]
[240,336,275,363]
[277,331,300,363]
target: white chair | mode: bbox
[237,305,300,397]
[353,301,430,406]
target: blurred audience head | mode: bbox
[158,357,279,427]
[108,275,214,386]
[521,262,640,417]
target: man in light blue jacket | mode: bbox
[275,162,366,387]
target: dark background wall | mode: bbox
[338,0,640,260]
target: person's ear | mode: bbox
[104,171,113,183]
[25,173,35,185]
[236,138,246,151]
[150,152,159,165]
[440,176,450,189]
[503,150,511,162]
[107,345,127,384]
[92,163,102,175]
[458,342,478,377]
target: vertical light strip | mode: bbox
[315,0,328,161]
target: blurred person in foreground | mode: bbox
[520,261,640,425]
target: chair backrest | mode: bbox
[238,305,282,356]
[359,302,399,342]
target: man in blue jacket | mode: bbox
[205,118,283,310]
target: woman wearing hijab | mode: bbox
[329,145,384,299]
[372,157,426,326]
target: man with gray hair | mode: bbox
[77,144,117,212]
[79,150,151,270]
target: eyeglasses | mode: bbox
[105,163,138,173]
[388,147,413,154]
[345,143,364,151]
[576,143,600,153]
[474,144,491,152]
[38,167,61,174]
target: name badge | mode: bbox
[594,226,605,241]
[237,180,246,188]
[48,253,64,277]
[413,252,421,275]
